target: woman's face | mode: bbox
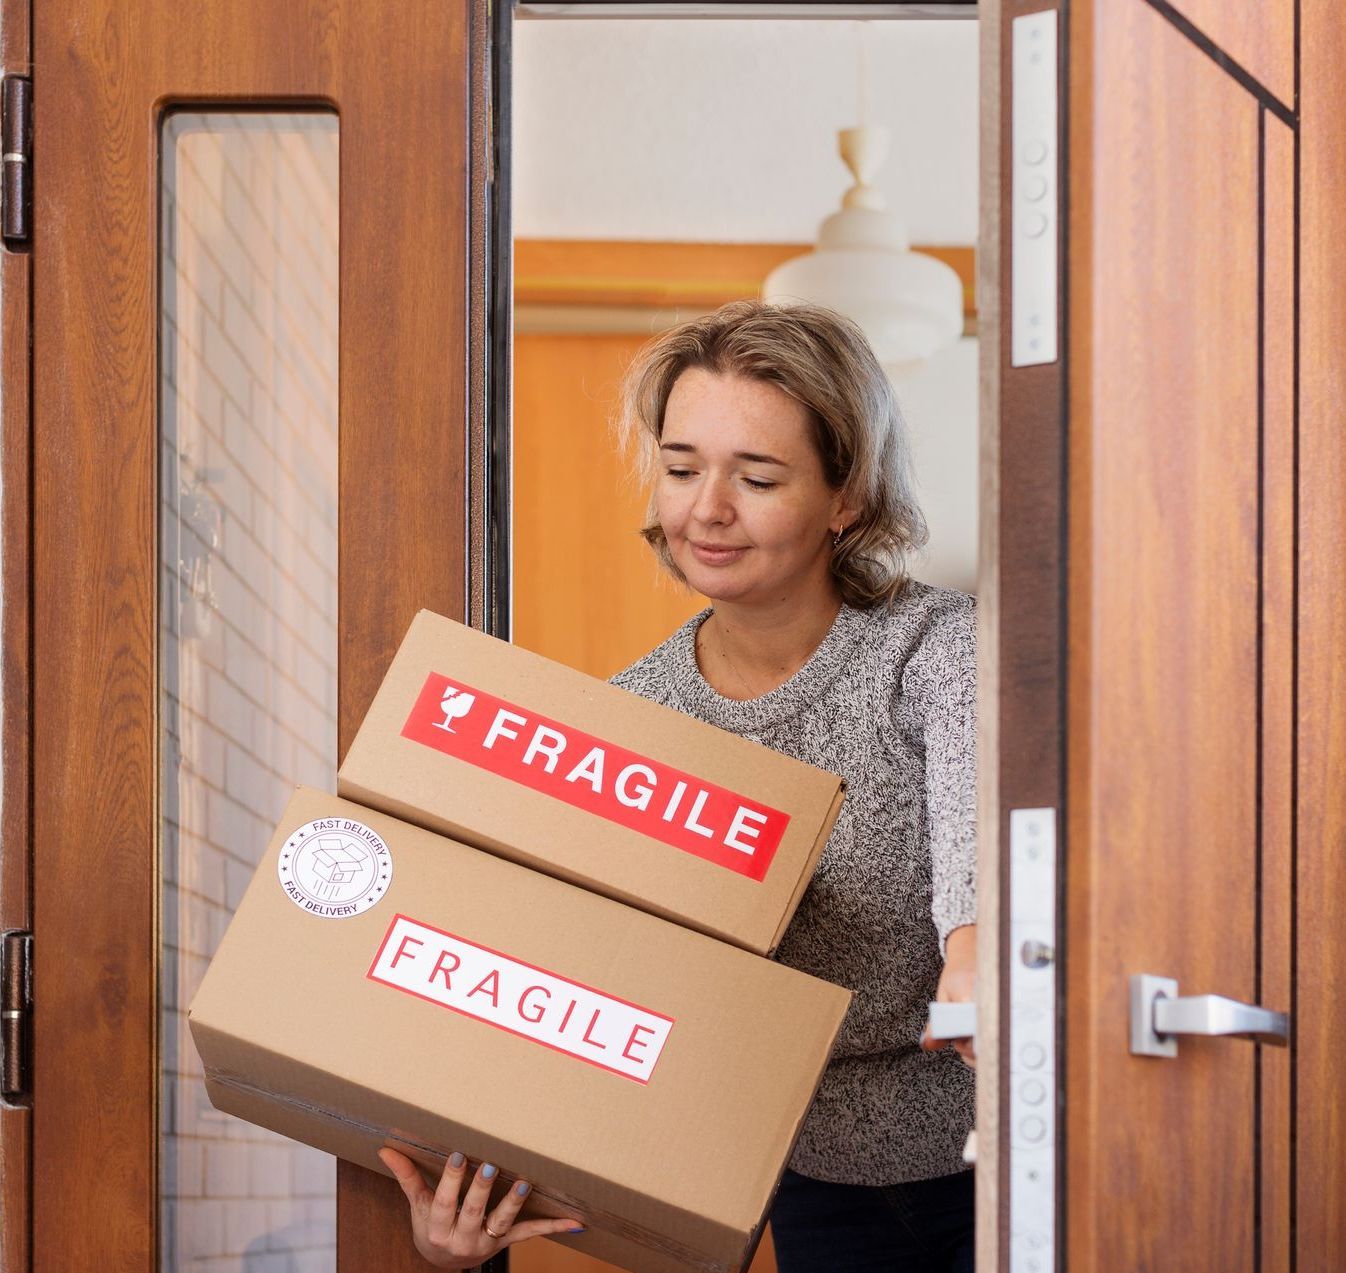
[655,368,853,608]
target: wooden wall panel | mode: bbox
[1066,2,1263,1269]
[515,239,977,319]
[512,332,704,680]
[1295,0,1346,1262]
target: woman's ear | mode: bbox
[832,495,862,536]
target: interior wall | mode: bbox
[512,18,979,245]
[510,19,981,676]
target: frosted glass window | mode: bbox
[158,111,338,1273]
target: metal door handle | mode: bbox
[1130,974,1290,1057]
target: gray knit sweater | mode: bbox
[611,580,977,1186]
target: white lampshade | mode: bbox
[763,126,965,369]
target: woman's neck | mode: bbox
[698,587,844,701]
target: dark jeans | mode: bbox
[768,1167,975,1273]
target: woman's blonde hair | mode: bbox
[618,299,928,610]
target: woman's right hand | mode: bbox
[378,1146,586,1269]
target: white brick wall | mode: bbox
[160,112,339,1273]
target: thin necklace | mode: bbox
[700,614,781,700]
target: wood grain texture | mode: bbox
[34,2,469,1270]
[1163,0,1295,111]
[1067,2,1263,1269]
[1259,110,1295,1273]
[0,0,28,940]
[0,244,30,1273]
[0,0,32,1263]
[1296,2,1346,1262]
[0,242,27,931]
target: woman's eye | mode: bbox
[743,477,777,491]
[665,467,695,480]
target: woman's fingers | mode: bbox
[454,1160,499,1236]
[501,1216,589,1246]
[426,1151,470,1245]
[381,1146,586,1262]
[379,1148,433,1215]
[483,1177,533,1240]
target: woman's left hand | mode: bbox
[920,923,977,1068]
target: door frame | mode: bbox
[0,0,33,1267]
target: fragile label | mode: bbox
[401,672,788,881]
[278,818,393,919]
[368,914,675,1083]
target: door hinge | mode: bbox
[2,930,32,1102]
[2,74,31,246]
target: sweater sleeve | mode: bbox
[904,596,978,954]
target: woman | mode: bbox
[381,300,977,1270]
[610,301,977,1273]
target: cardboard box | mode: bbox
[337,610,845,955]
[190,788,851,1273]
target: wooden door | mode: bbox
[26,2,481,1270]
[982,1,1346,1269]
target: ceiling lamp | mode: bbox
[762,124,965,372]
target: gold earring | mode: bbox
[832,527,845,548]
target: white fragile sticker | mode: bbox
[278,818,393,919]
[367,914,675,1084]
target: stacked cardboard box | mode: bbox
[191,612,851,1272]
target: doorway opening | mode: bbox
[501,8,983,1273]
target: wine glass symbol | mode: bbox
[434,686,476,733]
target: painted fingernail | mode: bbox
[569,1226,586,1234]
[449,1152,465,1169]
[482,1163,498,1180]
[515,1181,531,1197]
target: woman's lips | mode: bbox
[689,542,749,566]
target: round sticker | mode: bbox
[277,818,392,919]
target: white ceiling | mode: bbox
[511,17,979,245]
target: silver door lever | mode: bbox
[1130,973,1290,1057]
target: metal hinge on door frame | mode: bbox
[1,930,32,1102]
[1,74,30,246]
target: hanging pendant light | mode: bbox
[763,123,965,371]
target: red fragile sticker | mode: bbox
[401,671,788,881]
[368,914,675,1083]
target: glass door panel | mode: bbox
[159,111,338,1272]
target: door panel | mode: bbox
[1297,1,1346,1259]
[1067,4,1262,1263]
[1158,1,1295,108]
[1067,1,1264,1265]
[1060,0,1344,1268]
[34,3,470,1269]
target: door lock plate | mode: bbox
[1130,973,1180,1057]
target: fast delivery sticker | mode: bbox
[401,672,789,881]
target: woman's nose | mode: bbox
[691,475,735,525]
